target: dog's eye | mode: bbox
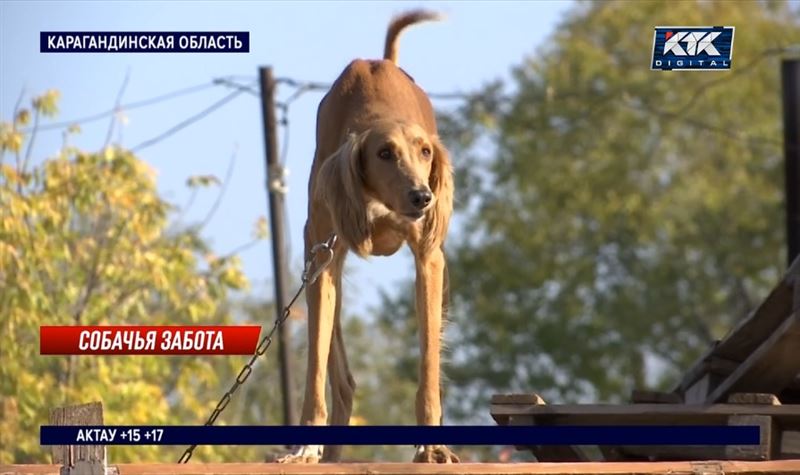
[421,146,432,159]
[378,148,392,160]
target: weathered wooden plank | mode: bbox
[500,395,790,462]
[705,311,800,404]
[0,467,59,475]
[677,354,741,399]
[725,392,782,460]
[630,390,682,404]
[683,370,800,404]
[6,462,800,475]
[714,270,797,362]
[491,394,548,405]
[674,257,800,398]
[727,393,781,405]
[683,372,727,404]
[489,403,800,429]
[684,362,800,403]
[49,402,105,470]
[726,415,780,460]
[673,344,722,398]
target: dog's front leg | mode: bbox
[301,256,340,427]
[276,227,342,464]
[412,246,459,463]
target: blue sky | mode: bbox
[0,1,574,320]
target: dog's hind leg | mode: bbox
[321,302,356,462]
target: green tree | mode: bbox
[0,90,267,463]
[379,0,800,424]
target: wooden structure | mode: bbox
[672,257,800,405]
[4,461,800,475]
[492,393,800,462]
[49,402,107,475]
[491,257,800,463]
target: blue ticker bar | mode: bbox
[40,425,760,446]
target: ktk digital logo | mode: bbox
[651,26,735,71]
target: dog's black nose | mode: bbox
[409,188,433,210]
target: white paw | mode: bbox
[275,445,323,463]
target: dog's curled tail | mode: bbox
[384,10,442,65]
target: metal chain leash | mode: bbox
[178,234,338,463]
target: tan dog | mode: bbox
[277,10,457,464]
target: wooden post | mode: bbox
[49,402,108,475]
[782,59,800,268]
[726,393,782,461]
[258,66,296,427]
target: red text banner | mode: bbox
[40,325,261,355]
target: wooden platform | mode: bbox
[3,462,800,475]
[491,394,800,462]
[489,258,800,463]
[491,399,800,428]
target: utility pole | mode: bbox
[258,66,295,426]
[782,59,800,267]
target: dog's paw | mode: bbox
[412,444,460,463]
[274,445,322,463]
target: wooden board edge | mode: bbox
[4,462,800,475]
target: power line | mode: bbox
[131,88,246,153]
[213,77,260,97]
[272,76,476,102]
[198,144,238,230]
[275,77,329,91]
[29,80,223,132]
[666,46,800,116]
[625,98,783,147]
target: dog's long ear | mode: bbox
[421,135,453,255]
[315,132,372,256]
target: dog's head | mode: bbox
[316,120,453,257]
